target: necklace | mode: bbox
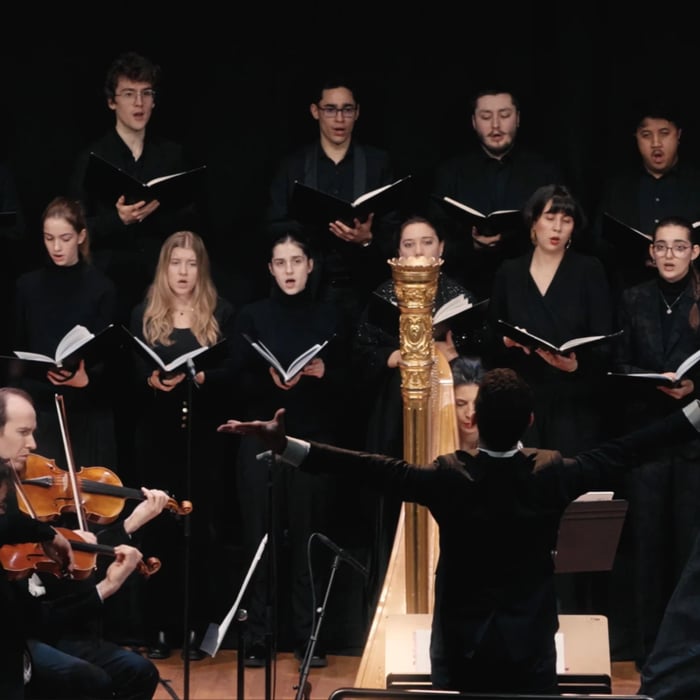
[173,306,194,316]
[660,291,683,315]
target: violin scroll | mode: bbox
[166,498,193,517]
[137,556,161,578]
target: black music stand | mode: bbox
[552,499,628,612]
[200,532,269,700]
[553,497,628,694]
[260,450,276,700]
[553,498,629,574]
[203,447,277,700]
[553,497,628,611]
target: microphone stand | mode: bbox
[236,608,247,700]
[294,553,343,700]
[181,367,197,700]
[257,449,277,700]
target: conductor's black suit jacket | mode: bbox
[296,406,700,683]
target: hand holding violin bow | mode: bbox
[0,527,159,581]
[40,527,75,577]
[12,394,194,528]
[18,453,193,525]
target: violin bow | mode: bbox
[10,463,39,520]
[54,393,88,532]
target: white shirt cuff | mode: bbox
[280,437,310,466]
[683,399,700,431]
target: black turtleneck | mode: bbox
[657,272,689,302]
[657,272,691,340]
[13,260,116,355]
[232,283,349,439]
[12,259,117,397]
[10,258,119,468]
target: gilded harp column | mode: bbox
[389,254,441,614]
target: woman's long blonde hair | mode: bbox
[142,230,220,346]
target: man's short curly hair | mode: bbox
[104,51,160,99]
[474,368,533,451]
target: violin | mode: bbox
[18,454,193,525]
[0,526,161,581]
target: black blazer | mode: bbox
[297,407,699,671]
[613,277,700,425]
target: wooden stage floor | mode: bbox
[150,650,642,700]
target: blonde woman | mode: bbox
[128,230,235,660]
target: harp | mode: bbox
[354,256,458,688]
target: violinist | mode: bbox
[17,539,159,700]
[0,462,73,700]
[0,386,162,700]
[0,460,73,700]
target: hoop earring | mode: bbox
[566,239,572,250]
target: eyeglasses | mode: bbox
[114,88,156,102]
[652,242,692,256]
[317,104,357,118]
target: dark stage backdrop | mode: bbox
[2,5,699,307]
[1,3,699,656]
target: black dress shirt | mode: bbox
[264,140,400,313]
[593,160,700,294]
[431,144,564,300]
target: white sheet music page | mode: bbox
[555,631,566,673]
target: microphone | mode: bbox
[314,532,368,578]
[186,358,200,389]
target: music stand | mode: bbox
[181,370,197,700]
[260,450,276,700]
[200,533,269,700]
[200,533,269,657]
[553,498,629,574]
[553,497,628,694]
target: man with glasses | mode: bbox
[264,75,401,329]
[430,86,565,301]
[260,74,400,669]
[68,51,204,326]
[592,98,700,299]
[66,52,205,662]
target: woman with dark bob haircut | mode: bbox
[488,183,616,455]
